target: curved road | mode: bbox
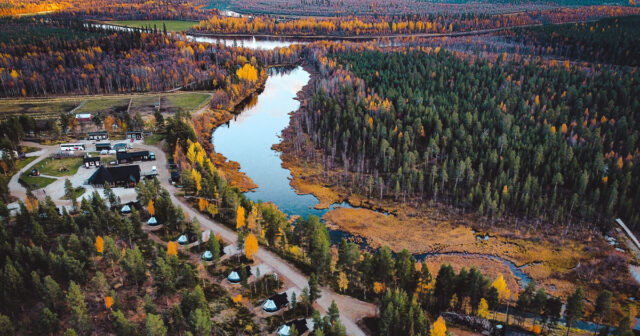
[12,141,376,336]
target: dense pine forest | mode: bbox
[301,49,640,232]
[505,15,640,66]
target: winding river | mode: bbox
[210,66,536,290]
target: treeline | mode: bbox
[1,0,214,20]
[0,18,222,97]
[297,48,640,233]
[193,6,640,37]
[211,0,633,17]
[0,190,260,335]
[0,18,302,97]
[504,15,640,66]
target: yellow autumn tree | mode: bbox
[338,272,348,292]
[236,64,258,82]
[617,157,624,169]
[95,236,104,254]
[187,142,197,164]
[198,198,209,212]
[430,316,447,336]
[232,294,243,303]
[236,206,246,229]
[477,298,490,318]
[492,274,511,301]
[105,296,114,309]
[244,233,258,259]
[192,168,202,193]
[148,199,155,216]
[561,123,568,134]
[167,241,178,256]
[373,282,385,294]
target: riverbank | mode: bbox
[194,71,269,192]
[274,64,635,307]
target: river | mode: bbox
[210,66,537,291]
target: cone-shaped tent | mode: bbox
[202,250,213,261]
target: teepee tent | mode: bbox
[227,271,240,283]
[202,250,213,261]
[277,325,291,336]
[120,205,131,214]
[147,217,158,226]
[177,235,188,245]
[262,299,277,312]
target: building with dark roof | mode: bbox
[116,151,151,164]
[95,142,111,151]
[88,165,140,187]
[88,131,108,140]
[83,156,101,168]
[126,130,144,140]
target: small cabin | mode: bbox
[88,131,108,141]
[83,156,101,168]
[126,131,143,140]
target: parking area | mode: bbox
[31,138,158,205]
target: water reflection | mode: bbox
[212,66,331,217]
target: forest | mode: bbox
[210,0,634,17]
[295,48,640,233]
[0,18,303,98]
[503,15,640,66]
[161,109,622,334]
[0,0,214,20]
[193,5,640,37]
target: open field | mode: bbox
[0,92,211,121]
[34,157,83,177]
[0,100,79,119]
[106,20,198,32]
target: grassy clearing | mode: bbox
[0,100,79,119]
[14,156,38,172]
[143,134,163,145]
[20,173,56,190]
[106,20,197,32]
[164,93,211,113]
[34,157,83,177]
[62,186,85,200]
[74,98,130,114]
[0,92,210,121]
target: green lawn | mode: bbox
[63,187,86,200]
[144,133,163,145]
[74,98,130,114]
[0,100,79,120]
[34,157,83,177]
[20,174,56,190]
[106,20,198,32]
[15,156,38,172]
[165,93,211,113]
